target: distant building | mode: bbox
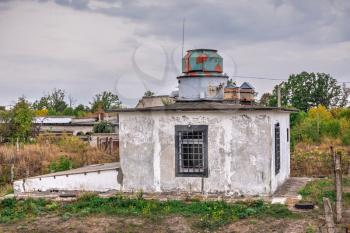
[224,83,240,103]
[35,114,119,136]
[239,82,255,104]
[224,82,255,104]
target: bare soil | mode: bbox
[0,214,320,233]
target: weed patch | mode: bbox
[298,178,350,206]
[0,195,297,231]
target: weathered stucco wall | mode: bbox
[270,113,291,192]
[119,110,290,196]
[14,169,121,194]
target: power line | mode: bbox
[231,75,287,81]
[231,75,350,83]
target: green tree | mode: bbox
[259,93,272,106]
[50,88,68,112]
[0,109,11,141]
[2,97,35,142]
[263,72,349,111]
[144,90,155,97]
[90,91,122,112]
[73,104,89,117]
[63,107,74,116]
[33,89,68,114]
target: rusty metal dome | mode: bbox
[182,49,223,76]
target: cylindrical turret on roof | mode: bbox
[177,49,228,101]
[182,49,223,74]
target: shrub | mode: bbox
[320,120,341,138]
[93,121,114,134]
[298,178,350,207]
[342,128,350,146]
[49,155,74,172]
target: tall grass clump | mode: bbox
[291,106,350,176]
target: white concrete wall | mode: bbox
[14,170,121,193]
[40,125,93,135]
[119,110,291,196]
[270,113,291,193]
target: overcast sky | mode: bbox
[0,0,349,107]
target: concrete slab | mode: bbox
[271,197,287,204]
[13,163,122,194]
[33,162,120,178]
[272,177,313,208]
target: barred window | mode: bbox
[175,125,208,177]
[275,123,281,175]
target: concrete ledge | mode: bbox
[14,163,122,194]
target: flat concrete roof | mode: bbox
[30,162,120,179]
[113,101,297,113]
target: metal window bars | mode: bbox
[175,125,208,177]
[275,123,281,175]
[179,131,204,173]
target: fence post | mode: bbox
[323,197,336,233]
[10,164,14,183]
[333,149,342,223]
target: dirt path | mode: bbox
[0,214,320,233]
[273,177,312,197]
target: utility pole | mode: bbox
[277,85,281,108]
[277,82,284,108]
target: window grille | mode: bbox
[175,125,208,177]
[275,123,281,175]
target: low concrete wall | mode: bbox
[14,169,121,194]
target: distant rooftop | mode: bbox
[240,82,254,89]
[225,83,237,88]
[35,117,72,124]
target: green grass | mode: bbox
[298,177,350,206]
[0,194,297,230]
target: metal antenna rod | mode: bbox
[182,18,186,58]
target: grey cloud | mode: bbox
[0,0,349,107]
[40,0,350,44]
[53,0,89,10]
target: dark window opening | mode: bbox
[287,128,289,142]
[175,125,208,177]
[275,123,281,175]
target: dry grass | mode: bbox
[0,135,117,183]
[291,142,350,177]
[0,183,13,196]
